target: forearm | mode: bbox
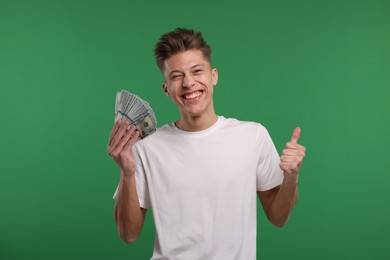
[116,171,145,243]
[266,179,298,228]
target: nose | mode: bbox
[182,74,195,88]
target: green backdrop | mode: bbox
[1,0,389,259]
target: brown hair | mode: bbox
[154,28,212,71]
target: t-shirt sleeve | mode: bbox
[112,145,151,209]
[256,125,284,191]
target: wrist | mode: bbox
[283,172,299,185]
[121,169,135,178]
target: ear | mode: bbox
[162,83,170,97]
[212,68,218,86]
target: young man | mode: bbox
[108,28,306,259]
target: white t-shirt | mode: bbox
[114,116,283,260]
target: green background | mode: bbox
[1,0,389,259]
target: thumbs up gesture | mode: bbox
[280,127,306,183]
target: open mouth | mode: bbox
[182,90,203,100]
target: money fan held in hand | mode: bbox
[115,90,157,139]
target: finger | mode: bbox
[291,127,301,143]
[279,162,292,173]
[123,130,140,152]
[282,148,304,156]
[280,155,301,163]
[109,125,136,156]
[108,118,122,145]
[279,162,300,174]
[108,121,130,153]
[285,142,306,152]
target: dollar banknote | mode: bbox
[114,90,157,139]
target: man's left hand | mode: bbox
[280,127,306,183]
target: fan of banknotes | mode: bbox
[114,90,157,139]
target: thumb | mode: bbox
[291,127,301,143]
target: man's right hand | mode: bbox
[108,118,146,243]
[107,118,140,175]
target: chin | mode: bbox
[183,105,212,117]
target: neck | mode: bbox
[175,112,218,132]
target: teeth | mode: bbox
[185,91,202,99]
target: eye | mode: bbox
[170,74,183,80]
[193,69,203,75]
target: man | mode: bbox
[107,28,306,259]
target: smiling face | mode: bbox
[162,49,218,121]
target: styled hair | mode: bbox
[154,28,212,71]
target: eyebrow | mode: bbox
[191,64,205,70]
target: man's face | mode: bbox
[162,49,218,118]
